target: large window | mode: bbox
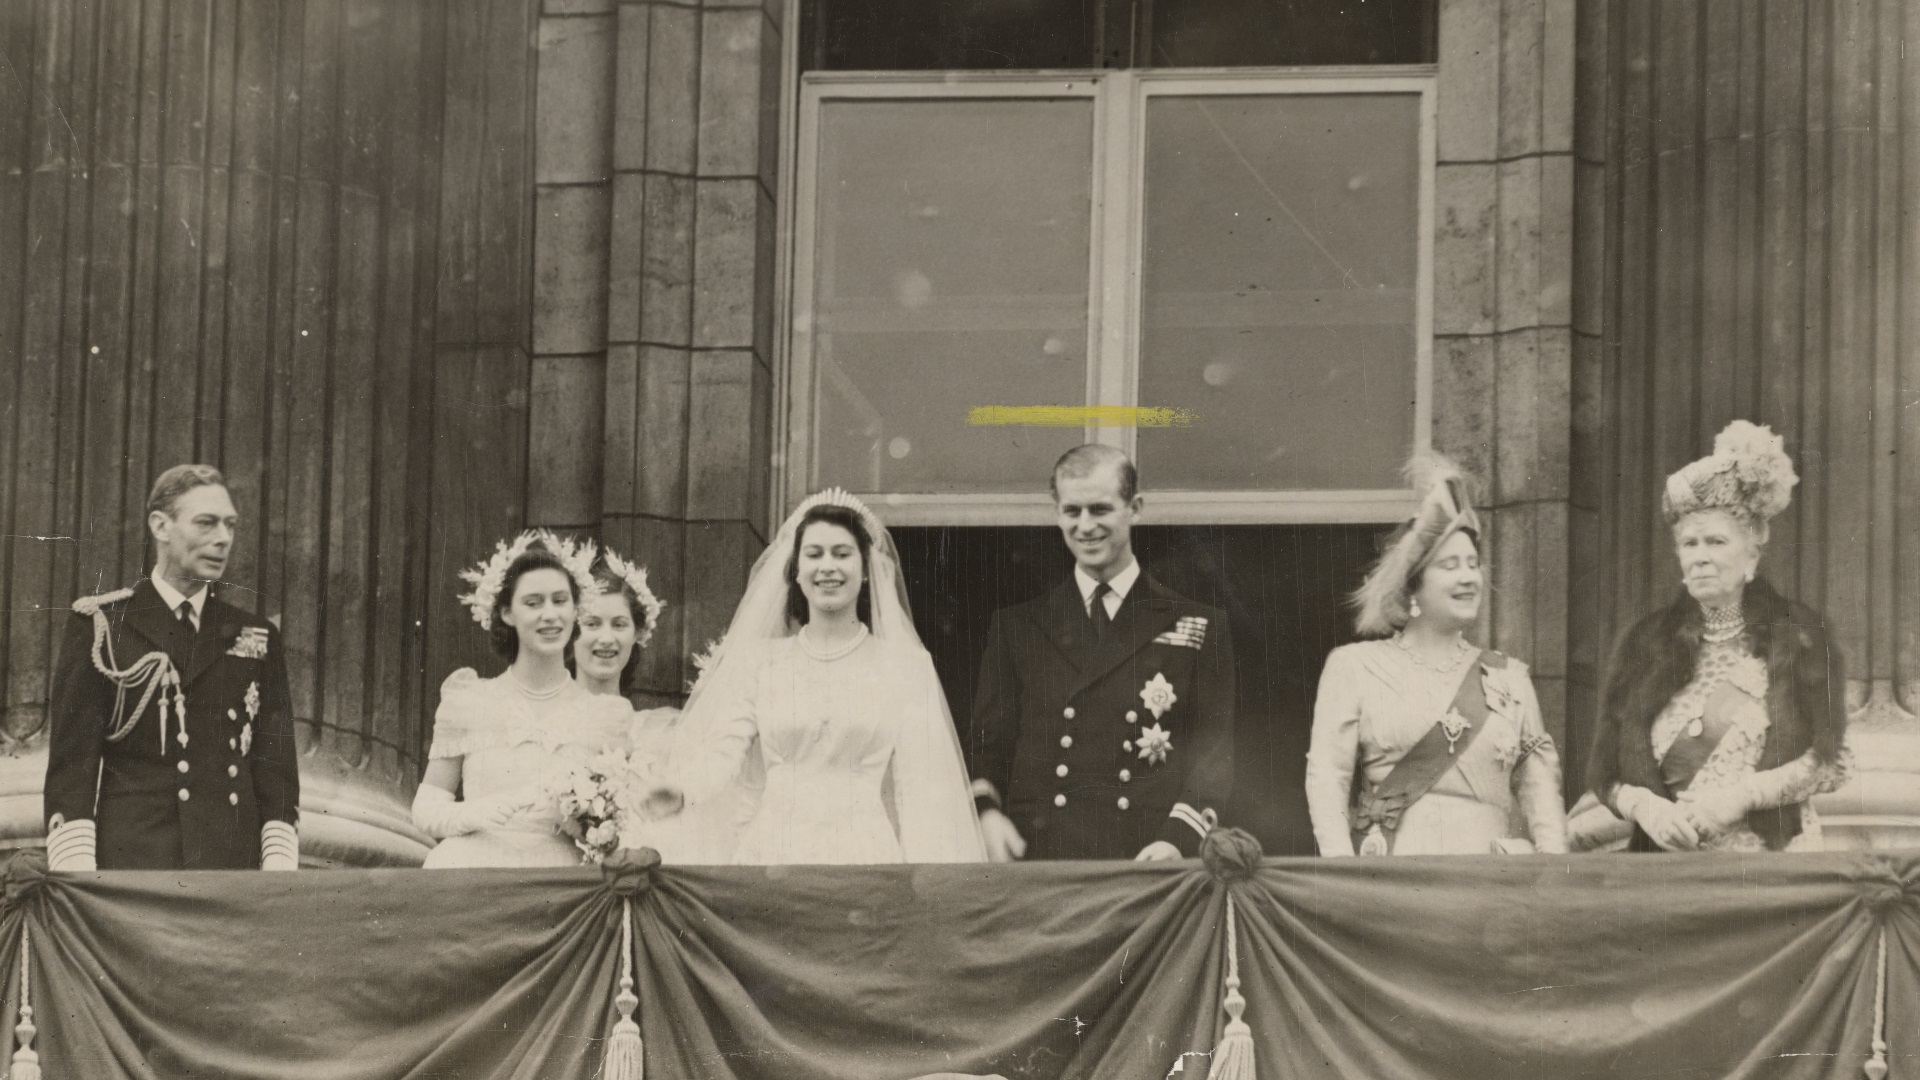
[786,70,1435,524]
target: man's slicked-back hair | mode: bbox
[147,464,228,518]
[1049,444,1138,503]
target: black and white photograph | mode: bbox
[0,0,1914,1076]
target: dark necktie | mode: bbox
[1090,582,1114,643]
[177,600,194,629]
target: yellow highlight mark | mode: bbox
[966,405,1198,428]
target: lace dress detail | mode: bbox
[1648,640,1850,852]
[421,668,635,868]
[1305,640,1566,856]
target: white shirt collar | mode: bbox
[1075,559,1141,614]
[150,567,209,628]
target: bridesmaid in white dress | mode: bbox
[411,533,632,869]
[641,490,986,865]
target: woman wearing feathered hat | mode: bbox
[1584,422,1848,853]
[1305,453,1568,856]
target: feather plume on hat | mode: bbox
[1662,420,1798,527]
[1351,451,1483,638]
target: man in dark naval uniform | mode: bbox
[44,464,301,871]
[969,445,1235,861]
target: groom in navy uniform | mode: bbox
[968,445,1235,861]
[43,464,301,871]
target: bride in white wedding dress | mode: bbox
[636,490,985,865]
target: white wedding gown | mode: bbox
[421,668,634,868]
[651,635,984,865]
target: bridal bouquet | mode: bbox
[549,751,652,863]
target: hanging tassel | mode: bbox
[11,925,42,1080]
[1863,927,1888,1080]
[602,899,644,1080]
[1358,823,1389,857]
[1205,893,1254,1080]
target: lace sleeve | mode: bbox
[1743,747,1841,810]
[1812,743,1853,796]
[426,668,485,760]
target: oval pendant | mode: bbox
[1686,717,1703,739]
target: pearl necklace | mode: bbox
[1701,602,1746,644]
[1392,631,1474,674]
[506,667,568,701]
[799,623,868,662]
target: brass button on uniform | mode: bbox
[1063,707,1076,719]
[1055,764,1069,778]
[1053,794,1067,808]
[1125,710,1138,723]
[1059,735,1073,749]
[177,789,190,802]
[1117,797,1130,810]
[227,765,238,778]
[1119,769,1131,782]
[228,793,238,806]
[176,760,190,774]
[1123,740,1133,751]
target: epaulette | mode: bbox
[72,587,135,618]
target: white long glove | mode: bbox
[411,784,513,840]
[1615,784,1700,850]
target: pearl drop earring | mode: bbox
[1409,597,1422,619]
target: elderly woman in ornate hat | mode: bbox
[1305,453,1568,856]
[1584,422,1848,853]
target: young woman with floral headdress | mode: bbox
[1583,421,1849,853]
[570,547,681,771]
[1304,452,1568,857]
[629,490,986,865]
[571,548,665,702]
[411,532,634,868]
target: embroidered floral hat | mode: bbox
[1352,451,1482,637]
[1662,420,1798,527]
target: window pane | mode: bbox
[808,99,1093,494]
[1135,93,1421,491]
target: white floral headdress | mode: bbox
[457,529,600,630]
[598,548,666,649]
[1663,420,1799,526]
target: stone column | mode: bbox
[1430,0,1579,766]
[531,1,617,533]
[600,0,781,703]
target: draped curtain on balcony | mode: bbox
[0,847,1909,1080]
